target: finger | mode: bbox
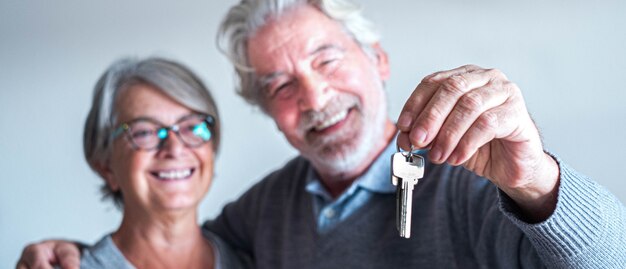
[55,243,81,269]
[448,105,516,168]
[428,83,511,164]
[423,64,484,82]
[30,261,54,269]
[396,132,434,152]
[409,69,496,148]
[20,240,69,269]
[397,78,439,131]
[19,243,52,269]
[15,260,28,269]
[29,247,55,269]
[398,65,484,131]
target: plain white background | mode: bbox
[1,0,625,267]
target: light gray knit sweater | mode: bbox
[80,229,245,269]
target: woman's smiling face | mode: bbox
[104,83,215,214]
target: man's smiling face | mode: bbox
[247,4,391,175]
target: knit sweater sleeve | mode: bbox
[498,156,626,268]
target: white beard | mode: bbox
[304,92,388,176]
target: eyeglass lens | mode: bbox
[127,115,212,149]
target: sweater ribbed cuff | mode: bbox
[498,154,626,266]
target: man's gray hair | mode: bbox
[217,0,380,110]
[84,57,221,208]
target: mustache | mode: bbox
[297,94,360,132]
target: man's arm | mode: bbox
[16,240,83,269]
[499,157,626,268]
[398,65,626,267]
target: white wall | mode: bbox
[1,0,624,267]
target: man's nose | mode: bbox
[297,72,331,111]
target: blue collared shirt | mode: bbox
[305,138,425,233]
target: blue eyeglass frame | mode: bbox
[110,113,216,150]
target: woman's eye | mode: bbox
[132,129,154,138]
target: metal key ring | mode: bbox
[397,143,415,158]
[396,132,422,157]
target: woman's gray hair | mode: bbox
[84,57,221,208]
[217,0,380,111]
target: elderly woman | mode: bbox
[79,57,243,268]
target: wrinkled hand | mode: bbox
[16,240,80,269]
[397,65,559,221]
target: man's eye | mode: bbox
[320,59,337,66]
[276,82,291,91]
[318,57,341,75]
[270,81,294,98]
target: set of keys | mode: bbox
[391,144,425,238]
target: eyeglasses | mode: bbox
[111,114,215,150]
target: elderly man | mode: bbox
[18,0,625,268]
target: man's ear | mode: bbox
[371,42,390,81]
[92,161,119,191]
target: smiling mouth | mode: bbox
[151,168,194,181]
[311,108,351,132]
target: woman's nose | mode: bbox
[157,130,187,158]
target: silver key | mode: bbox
[391,151,424,238]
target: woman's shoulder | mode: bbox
[80,234,134,269]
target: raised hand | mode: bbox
[397,65,560,221]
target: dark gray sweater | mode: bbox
[205,154,626,268]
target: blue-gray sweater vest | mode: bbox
[205,155,626,268]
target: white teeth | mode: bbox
[157,169,192,180]
[314,110,348,131]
